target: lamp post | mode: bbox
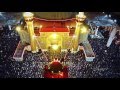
[23,12,37,53]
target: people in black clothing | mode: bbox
[60,57,64,63]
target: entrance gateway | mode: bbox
[47,33,62,60]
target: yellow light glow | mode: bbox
[67,26,69,28]
[52,33,57,39]
[77,12,86,20]
[73,35,77,38]
[33,35,36,38]
[78,12,84,17]
[81,27,87,33]
[52,45,59,50]
[23,12,34,17]
[16,26,21,32]
[40,25,42,28]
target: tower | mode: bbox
[73,12,87,51]
[23,12,37,53]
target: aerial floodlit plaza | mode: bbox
[0,12,120,78]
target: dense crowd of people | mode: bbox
[0,22,120,78]
[0,29,119,78]
[66,37,120,78]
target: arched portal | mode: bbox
[47,33,62,60]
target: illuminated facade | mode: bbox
[13,12,95,61]
[22,12,89,53]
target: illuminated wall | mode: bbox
[37,32,73,50]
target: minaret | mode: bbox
[23,12,37,53]
[73,12,87,51]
